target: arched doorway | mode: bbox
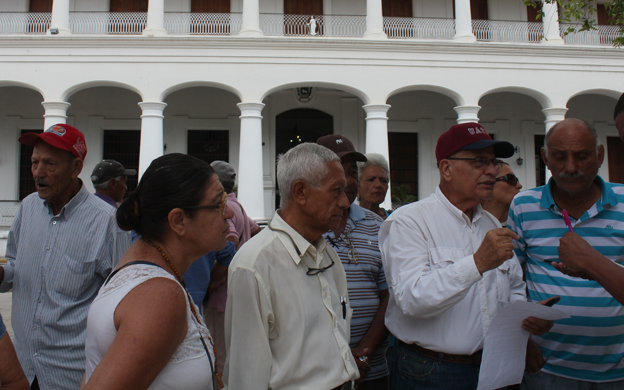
[274,108,333,207]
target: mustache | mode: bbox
[35,179,50,186]
[559,171,585,179]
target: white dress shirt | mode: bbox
[379,186,526,355]
[224,211,359,390]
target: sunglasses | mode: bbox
[185,192,227,217]
[495,174,520,187]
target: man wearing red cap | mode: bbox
[0,124,131,390]
[379,123,553,390]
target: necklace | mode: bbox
[143,237,224,388]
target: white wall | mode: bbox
[413,0,454,18]
[488,0,528,21]
[331,0,366,16]
[0,0,28,12]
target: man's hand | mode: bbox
[473,228,519,275]
[557,232,601,277]
[552,262,594,280]
[522,316,553,336]
[525,339,545,373]
[351,347,370,387]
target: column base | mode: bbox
[540,37,565,45]
[363,30,388,40]
[453,34,477,43]
[238,28,264,37]
[142,28,168,37]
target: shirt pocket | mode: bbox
[428,247,466,269]
[496,262,511,303]
[47,253,96,298]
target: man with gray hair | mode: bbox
[224,142,359,390]
[90,160,136,208]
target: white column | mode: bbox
[454,105,481,124]
[239,0,263,37]
[454,0,476,42]
[363,104,392,210]
[42,102,71,129]
[237,103,265,219]
[49,0,71,35]
[363,0,387,40]
[542,107,568,181]
[143,0,167,36]
[541,1,564,45]
[138,102,167,179]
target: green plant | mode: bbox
[391,184,417,203]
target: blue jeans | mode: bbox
[521,371,624,390]
[388,342,480,390]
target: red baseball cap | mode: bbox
[19,124,87,161]
[435,122,514,164]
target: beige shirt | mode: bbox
[224,211,359,390]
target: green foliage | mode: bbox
[391,184,417,203]
[524,0,624,47]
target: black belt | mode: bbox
[397,340,482,365]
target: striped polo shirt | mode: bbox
[507,176,624,382]
[324,204,389,380]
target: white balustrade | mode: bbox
[70,12,147,34]
[260,14,366,37]
[384,17,455,40]
[561,23,621,46]
[165,12,242,35]
[0,13,50,34]
[472,19,543,43]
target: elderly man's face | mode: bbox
[542,120,604,196]
[445,147,499,205]
[304,161,350,232]
[341,156,359,205]
[31,141,82,208]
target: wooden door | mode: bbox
[29,0,52,12]
[284,0,322,15]
[527,2,541,21]
[471,0,488,20]
[608,136,624,184]
[110,0,148,12]
[192,0,230,13]
[382,0,413,17]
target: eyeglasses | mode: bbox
[342,229,359,264]
[495,174,520,187]
[185,192,227,217]
[306,258,335,275]
[446,157,503,171]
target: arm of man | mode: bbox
[380,217,516,319]
[0,206,22,291]
[555,232,624,305]
[82,278,187,390]
[352,289,389,383]
[224,266,272,390]
[0,332,29,390]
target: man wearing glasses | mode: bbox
[224,143,359,390]
[379,123,553,390]
[318,135,390,390]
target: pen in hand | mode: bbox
[562,209,574,233]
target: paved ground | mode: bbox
[0,292,13,339]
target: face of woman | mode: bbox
[188,174,234,254]
[359,165,389,206]
[492,165,522,208]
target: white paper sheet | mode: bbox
[476,300,569,390]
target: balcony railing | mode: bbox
[0,12,620,47]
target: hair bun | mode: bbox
[116,194,140,231]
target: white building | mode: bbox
[0,0,623,222]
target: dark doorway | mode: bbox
[389,132,418,204]
[283,0,323,35]
[608,136,624,184]
[382,0,413,17]
[192,0,230,12]
[110,0,148,12]
[102,130,141,195]
[187,130,229,164]
[275,108,333,208]
[29,0,52,12]
[535,134,546,187]
[19,129,42,200]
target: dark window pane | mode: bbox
[102,130,141,194]
[389,132,418,205]
[535,134,545,187]
[19,129,43,200]
[187,130,229,164]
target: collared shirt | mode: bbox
[0,183,131,390]
[224,211,359,390]
[94,192,117,208]
[508,176,624,383]
[379,186,526,355]
[324,204,389,380]
[226,192,259,244]
[184,241,236,309]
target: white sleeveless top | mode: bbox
[84,264,214,390]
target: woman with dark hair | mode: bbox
[81,153,233,390]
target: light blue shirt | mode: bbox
[0,183,131,390]
[508,176,624,382]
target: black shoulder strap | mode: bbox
[104,261,164,286]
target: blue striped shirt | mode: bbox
[508,176,624,382]
[0,183,131,390]
[324,204,389,380]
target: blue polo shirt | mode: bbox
[184,241,236,310]
[508,176,624,382]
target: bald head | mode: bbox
[544,118,599,154]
